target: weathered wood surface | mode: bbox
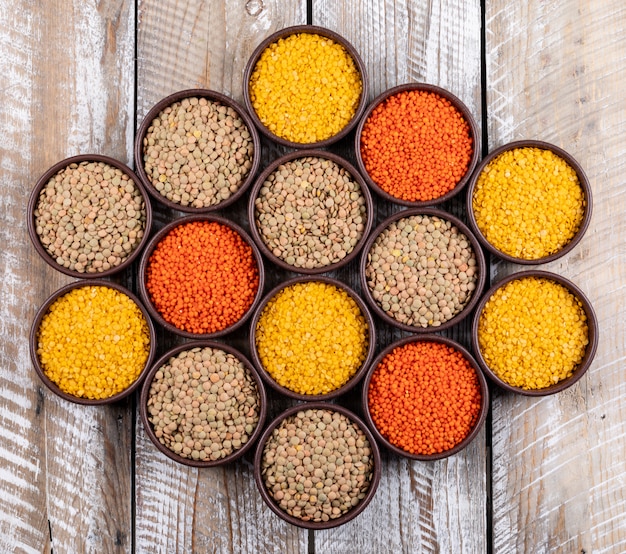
[0,0,624,553]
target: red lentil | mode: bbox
[146,220,259,334]
[367,341,482,456]
[360,90,473,202]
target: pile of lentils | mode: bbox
[142,96,254,208]
[365,214,478,327]
[254,156,367,269]
[146,346,261,462]
[260,408,374,523]
[34,160,146,273]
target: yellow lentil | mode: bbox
[249,32,362,144]
[36,286,151,399]
[477,277,589,390]
[472,147,585,259]
[255,281,369,395]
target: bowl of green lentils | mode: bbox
[471,270,599,396]
[27,154,152,278]
[248,149,374,274]
[243,25,368,149]
[254,402,381,529]
[466,140,592,264]
[134,89,261,212]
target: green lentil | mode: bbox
[477,276,589,389]
[249,32,362,144]
[472,147,585,259]
[255,281,369,395]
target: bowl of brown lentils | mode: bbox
[27,154,152,278]
[140,341,267,467]
[254,402,381,529]
[134,89,261,212]
[248,150,374,274]
[360,208,486,332]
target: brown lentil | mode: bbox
[142,96,254,208]
[261,408,374,522]
[146,346,261,461]
[254,156,367,269]
[365,214,478,327]
[34,161,146,273]
[477,276,589,390]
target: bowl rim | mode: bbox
[465,139,593,264]
[248,275,377,401]
[360,334,490,461]
[354,82,481,207]
[139,340,268,467]
[359,206,487,333]
[133,88,261,213]
[29,279,157,405]
[27,153,153,279]
[253,401,381,529]
[137,213,265,339]
[242,24,369,149]
[247,149,374,275]
[470,269,599,396]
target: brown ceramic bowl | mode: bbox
[466,140,592,264]
[248,149,374,274]
[254,402,381,529]
[29,280,157,405]
[359,207,486,333]
[354,83,480,207]
[138,214,265,339]
[249,275,376,401]
[243,25,368,149]
[362,335,489,461]
[134,89,261,212]
[471,270,599,396]
[139,341,267,467]
[27,154,153,279]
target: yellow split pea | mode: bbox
[472,147,585,259]
[249,32,362,144]
[37,286,151,399]
[477,277,589,390]
[255,281,369,395]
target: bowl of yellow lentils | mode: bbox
[243,25,368,149]
[471,270,598,396]
[29,280,156,405]
[466,140,592,264]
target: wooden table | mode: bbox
[1,1,624,552]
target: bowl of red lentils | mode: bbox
[254,402,381,529]
[138,214,264,339]
[471,270,598,396]
[134,89,261,212]
[243,25,368,149]
[355,83,480,206]
[362,335,489,460]
[29,280,156,405]
[139,341,267,467]
[466,140,592,264]
[249,276,376,401]
[248,150,374,274]
[360,208,486,332]
[27,154,153,278]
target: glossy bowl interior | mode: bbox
[466,139,592,264]
[471,269,599,396]
[27,154,153,279]
[354,82,480,207]
[29,280,157,405]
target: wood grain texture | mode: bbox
[485,1,626,552]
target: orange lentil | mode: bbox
[360,90,473,202]
[367,341,481,456]
[146,220,259,334]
